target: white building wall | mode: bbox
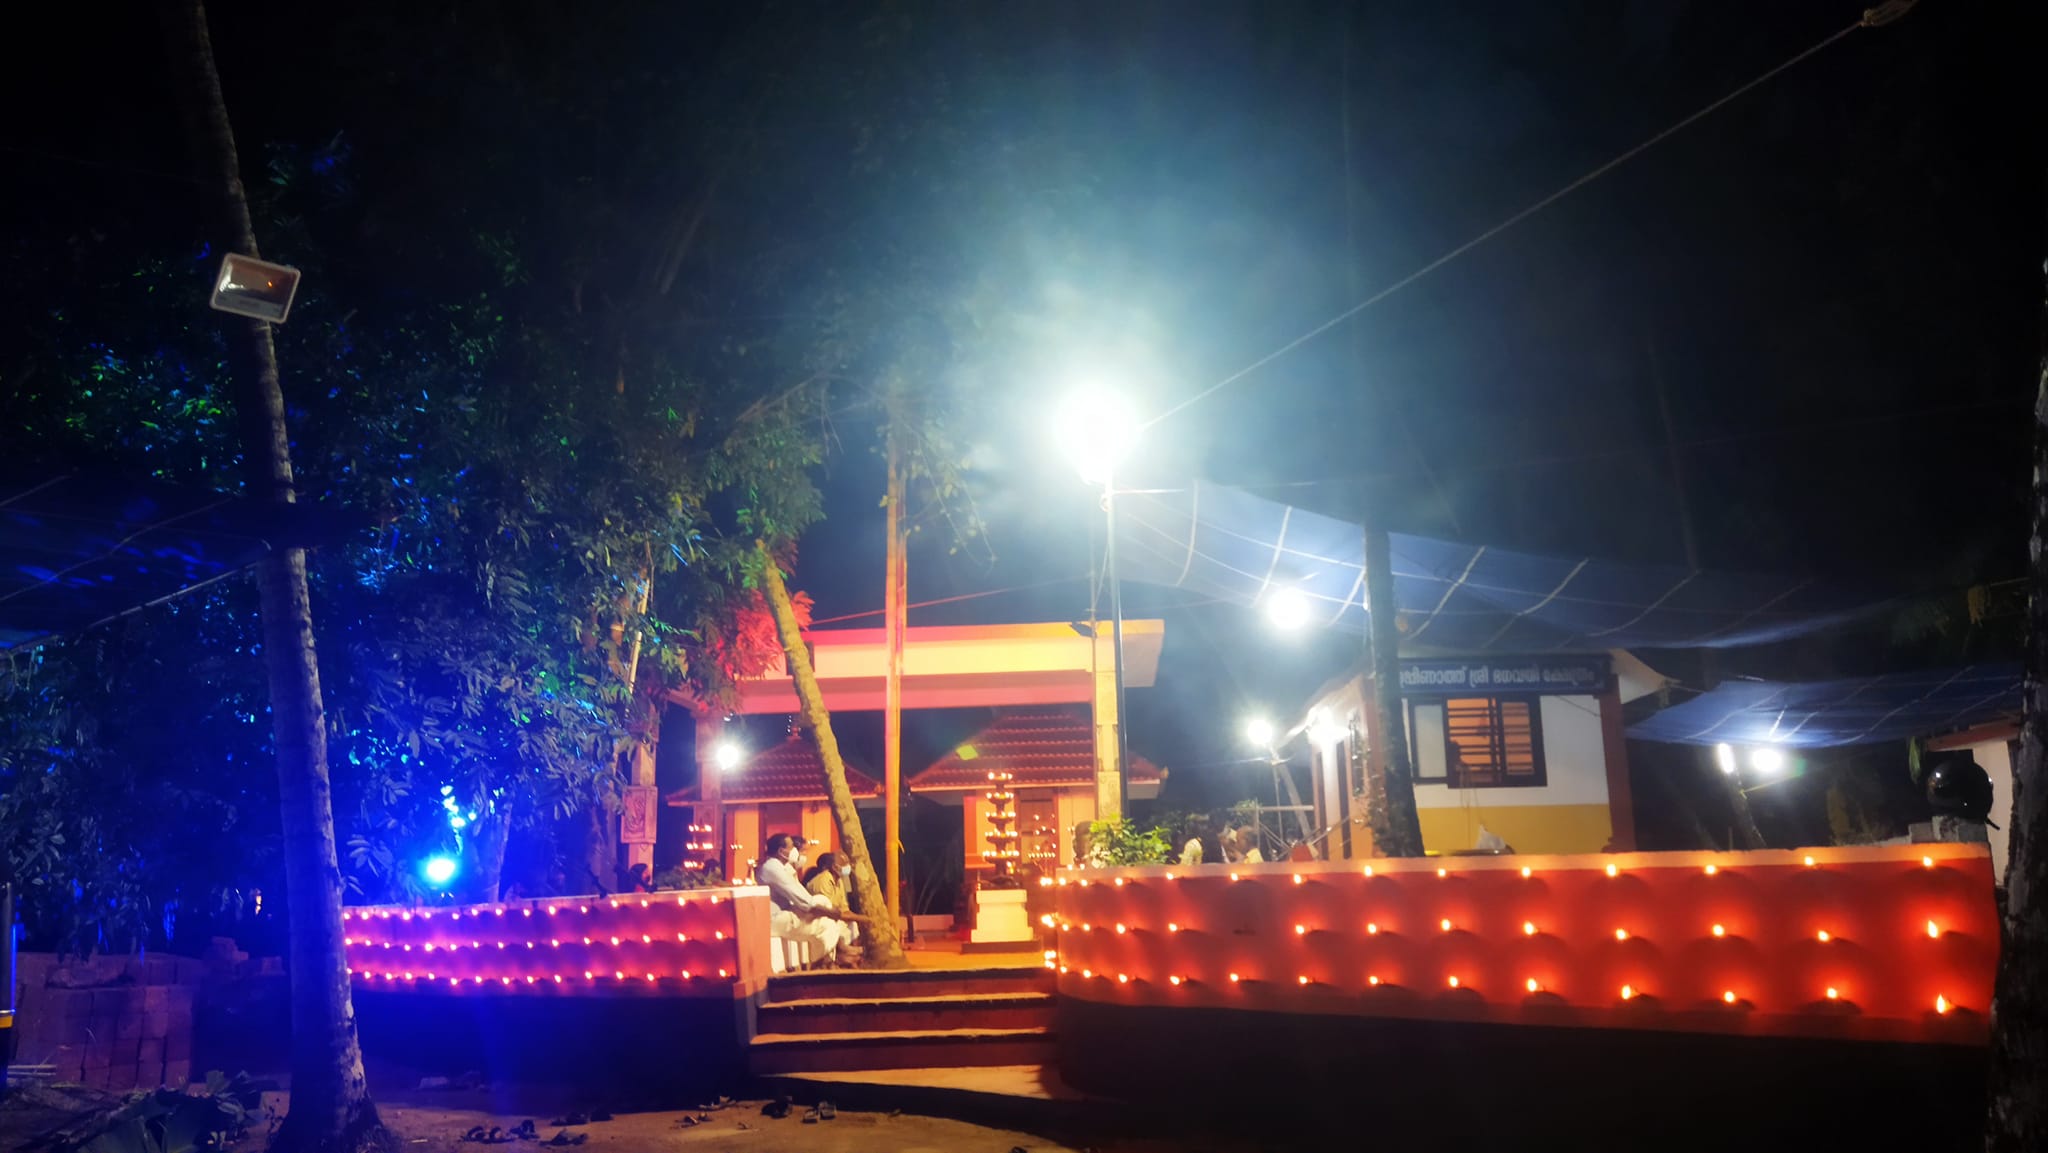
[1408,694,1609,810]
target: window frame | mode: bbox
[1407,694,1548,790]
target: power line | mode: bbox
[1144,6,1910,432]
[807,576,1086,625]
[1232,395,2026,493]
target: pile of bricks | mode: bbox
[13,954,203,1091]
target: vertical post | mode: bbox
[694,712,726,877]
[883,432,906,922]
[1105,479,1131,817]
[1364,518,1425,857]
[1,881,14,1089]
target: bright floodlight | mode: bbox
[1263,587,1312,631]
[1053,391,1139,486]
[422,855,459,888]
[1306,708,1347,748]
[1245,716,1276,748]
[713,741,744,772]
[1749,746,1787,775]
[1713,743,1738,775]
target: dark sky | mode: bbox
[7,1,2041,821]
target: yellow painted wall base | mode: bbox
[1418,803,1614,857]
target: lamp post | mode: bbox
[1057,393,1140,819]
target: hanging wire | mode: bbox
[1143,4,1914,432]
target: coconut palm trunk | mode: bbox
[1986,298,2048,1152]
[1364,519,1425,857]
[755,540,906,967]
[158,3,381,1149]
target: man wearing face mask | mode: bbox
[804,852,871,964]
[759,832,845,967]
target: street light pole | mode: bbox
[1104,475,1130,817]
[1055,388,1140,822]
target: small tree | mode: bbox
[1085,817,1173,866]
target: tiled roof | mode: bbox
[908,708,1161,792]
[666,737,883,805]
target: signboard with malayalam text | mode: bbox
[1398,656,1609,696]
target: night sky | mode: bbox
[7,2,2041,833]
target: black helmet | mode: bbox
[1925,759,1994,823]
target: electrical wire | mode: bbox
[1231,395,2025,493]
[806,576,1086,625]
[1143,7,1908,432]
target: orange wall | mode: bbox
[343,888,773,1000]
[1050,844,1996,1045]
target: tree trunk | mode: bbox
[157,3,381,1149]
[755,540,906,967]
[1364,521,1425,857]
[471,806,511,904]
[1986,300,2048,1152]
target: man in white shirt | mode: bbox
[759,833,844,964]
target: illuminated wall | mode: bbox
[342,887,772,1000]
[1050,844,1996,1045]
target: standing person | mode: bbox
[805,852,871,964]
[1180,826,1205,866]
[759,833,844,967]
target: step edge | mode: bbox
[751,1026,1053,1047]
[759,992,1054,1010]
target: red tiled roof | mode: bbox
[665,737,883,805]
[908,708,1161,792]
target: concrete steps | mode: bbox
[759,990,1053,1036]
[750,965,1055,1075]
[764,965,1052,1003]
[750,1026,1054,1074]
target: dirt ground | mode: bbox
[365,1099,1084,1153]
[0,1084,1099,1153]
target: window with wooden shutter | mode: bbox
[1440,696,1545,788]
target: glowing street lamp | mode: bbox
[713,741,744,772]
[1306,708,1346,748]
[1244,716,1277,749]
[1748,746,1787,775]
[1262,586,1312,632]
[1055,390,1142,816]
[1713,743,1738,775]
[1054,392,1140,487]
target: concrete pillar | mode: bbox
[1092,628,1122,820]
[624,735,658,874]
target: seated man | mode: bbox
[804,852,871,963]
[758,832,844,967]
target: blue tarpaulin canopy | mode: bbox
[0,471,350,651]
[1116,482,1890,652]
[1624,664,2021,749]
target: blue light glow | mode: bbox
[422,856,459,887]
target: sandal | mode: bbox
[818,1102,836,1120]
[801,1108,820,1124]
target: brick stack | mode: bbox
[14,954,202,1090]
